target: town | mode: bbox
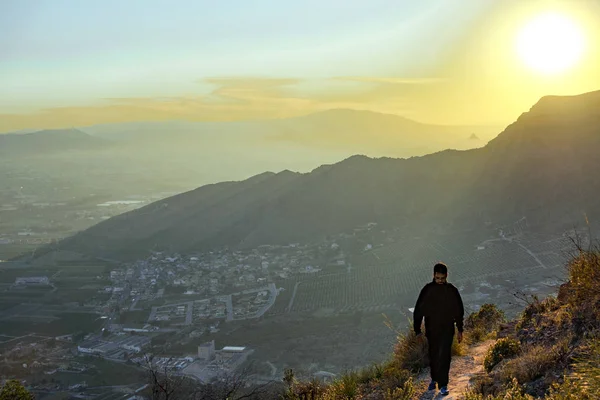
[0,230,356,397]
[0,220,576,398]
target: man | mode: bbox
[413,262,464,396]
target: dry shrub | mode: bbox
[392,330,429,373]
[564,249,600,331]
[499,339,568,384]
[515,295,560,332]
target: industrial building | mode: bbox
[198,340,215,361]
[215,346,246,364]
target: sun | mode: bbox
[516,12,586,75]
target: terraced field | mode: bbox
[270,232,573,315]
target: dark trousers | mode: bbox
[426,325,454,387]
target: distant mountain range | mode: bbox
[0,128,109,156]
[54,90,600,260]
[1,109,502,198]
[77,109,499,157]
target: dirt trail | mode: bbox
[416,339,495,400]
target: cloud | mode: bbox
[202,77,302,88]
[0,74,516,133]
[0,77,322,132]
[331,77,444,85]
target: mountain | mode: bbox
[80,110,500,158]
[0,128,109,157]
[0,111,499,196]
[55,90,600,260]
[264,109,499,155]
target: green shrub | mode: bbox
[484,338,521,372]
[465,303,506,343]
[0,380,34,400]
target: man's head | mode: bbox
[433,262,448,284]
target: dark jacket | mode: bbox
[413,280,464,335]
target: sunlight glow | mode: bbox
[516,12,586,75]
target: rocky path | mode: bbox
[415,339,495,400]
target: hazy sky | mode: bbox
[1,0,599,132]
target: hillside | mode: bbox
[53,90,600,261]
[278,246,600,400]
[138,246,599,399]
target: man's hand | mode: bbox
[457,331,463,343]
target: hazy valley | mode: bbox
[0,90,598,399]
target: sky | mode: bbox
[1,0,600,132]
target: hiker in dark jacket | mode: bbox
[413,262,464,396]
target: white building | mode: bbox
[119,336,150,353]
[77,341,108,355]
[216,346,246,363]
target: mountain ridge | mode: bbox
[49,90,600,260]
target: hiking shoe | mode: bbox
[440,386,450,396]
[428,381,436,391]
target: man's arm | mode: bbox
[454,286,465,333]
[413,285,428,335]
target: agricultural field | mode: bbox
[276,231,573,315]
[0,261,113,337]
[24,357,146,388]
[0,311,104,337]
[265,279,297,317]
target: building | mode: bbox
[123,325,151,333]
[15,276,49,285]
[198,340,215,361]
[215,346,246,364]
[118,336,151,353]
[77,341,110,355]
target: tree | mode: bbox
[139,354,279,400]
[0,380,34,400]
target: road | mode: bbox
[254,283,278,318]
[480,235,547,269]
[225,295,234,321]
[185,301,194,325]
[129,297,139,311]
[286,282,301,313]
[147,306,158,323]
[266,361,277,376]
